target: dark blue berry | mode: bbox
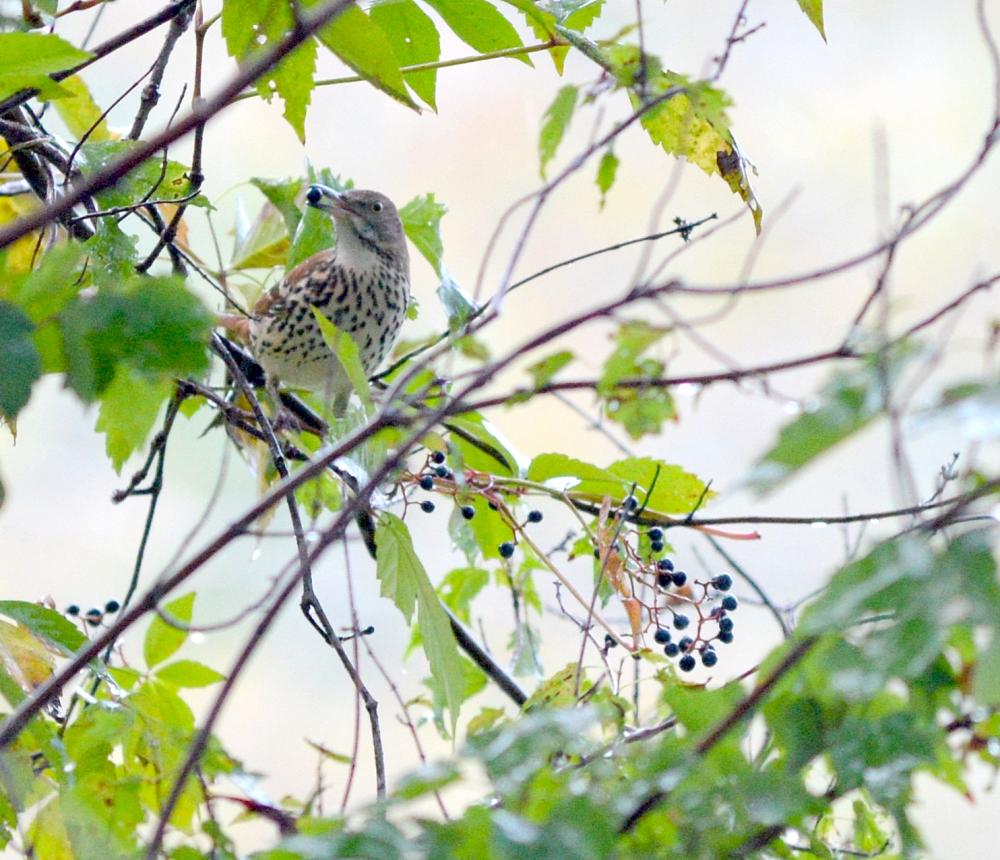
[679,654,696,672]
[650,540,664,553]
[673,614,690,630]
[648,527,664,542]
[664,642,679,657]
[718,630,734,644]
[656,572,672,589]
[499,542,515,559]
[712,574,733,591]
[719,616,734,633]
[420,500,435,513]
[435,466,450,479]
[488,501,499,511]
[431,451,446,464]
[305,185,323,205]
[593,548,601,559]
[721,595,738,611]
[104,600,120,613]
[604,634,617,649]
[624,495,639,510]
[66,605,80,616]
[460,505,475,520]
[653,627,671,644]
[419,475,434,491]
[527,510,543,523]
[671,571,687,587]
[85,608,102,626]
[701,649,718,667]
[657,558,675,572]
[678,636,694,651]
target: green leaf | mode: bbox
[436,273,477,331]
[538,84,578,178]
[155,659,226,688]
[143,592,195,668]
[287,201,335,268]
[421,0,528,60]
[314,2,418,109]
[311,308,374,413]
[78,141,206,209]
[376,513,463,732]
[596,148,618,208]
[526,350,574,388]
[371,0,441,110]
[446,412,520,476]
[400,192,447,276]
[0,32,92,101]
[269,38,318,142]
[0,302,41,419]
[59,275,213,402]
[748,347,920,494]
[795,0,826,40]
[0,600,87,655]
[51,74,111,141]
[250,176,304,234]
[527,453,711,513]
[84,219,138,288]
[94,368,171,473]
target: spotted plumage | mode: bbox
[225,187,410,413]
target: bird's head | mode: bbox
[306,185,406,258]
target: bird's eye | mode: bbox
[372,201,383,212]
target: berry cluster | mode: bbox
[66,599,121,627]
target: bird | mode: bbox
[220,185,411,417]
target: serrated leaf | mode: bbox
[143,592,195,668]
[596,148,618,208]
[421,0,528,60]
[270,37,318,142]
[0,301,41,419]
[51,74,110,141]
[78,141,207,210]
[287,201,335,268]
[314,1,418,109]
[538,84,577,178]
[376,513,463,732]
[94,368,171,473]
[371,0,441,110]
[59,275,212,402]
[796,0,826,40]
[400,192,447,276]
[155,659,225,688]
[0,32,92,101]
[0,601,87,655]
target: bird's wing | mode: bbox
[253,248,339,318]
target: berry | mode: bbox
[435,466,450,479]
[653,627,671,644]
[419,475,434,491]
[678,636,694,652]
[420,500,435,513]
[657,558,675,572]
[305,185,323,205]
[712,574,733,591]
[624,495,639,510]
[718,630,734,644]
[461,505,475,520]
[701,649,718,667]
[664,642,679,657]
[721,595,738,611]
[431,451,446,464]
[104,600,120,613]
[650,540,664,553]
[679,654,696,672]
[527,510,543,523]
[66,605,80,616]
[604,634,617,649]
[488,501,499,511]
[593,548,601,559]
[671,570,687,587]
[718,616,735,633]
[656,572,672,590]
[673,614,690,630]
[84,608,102,626]
[499,542,515,559]
[648,527,664,542]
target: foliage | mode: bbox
[0,0,996,858]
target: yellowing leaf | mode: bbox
[51,74,111,141]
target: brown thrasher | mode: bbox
[220,185,410,415]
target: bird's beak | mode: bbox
[305,184,354,216]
